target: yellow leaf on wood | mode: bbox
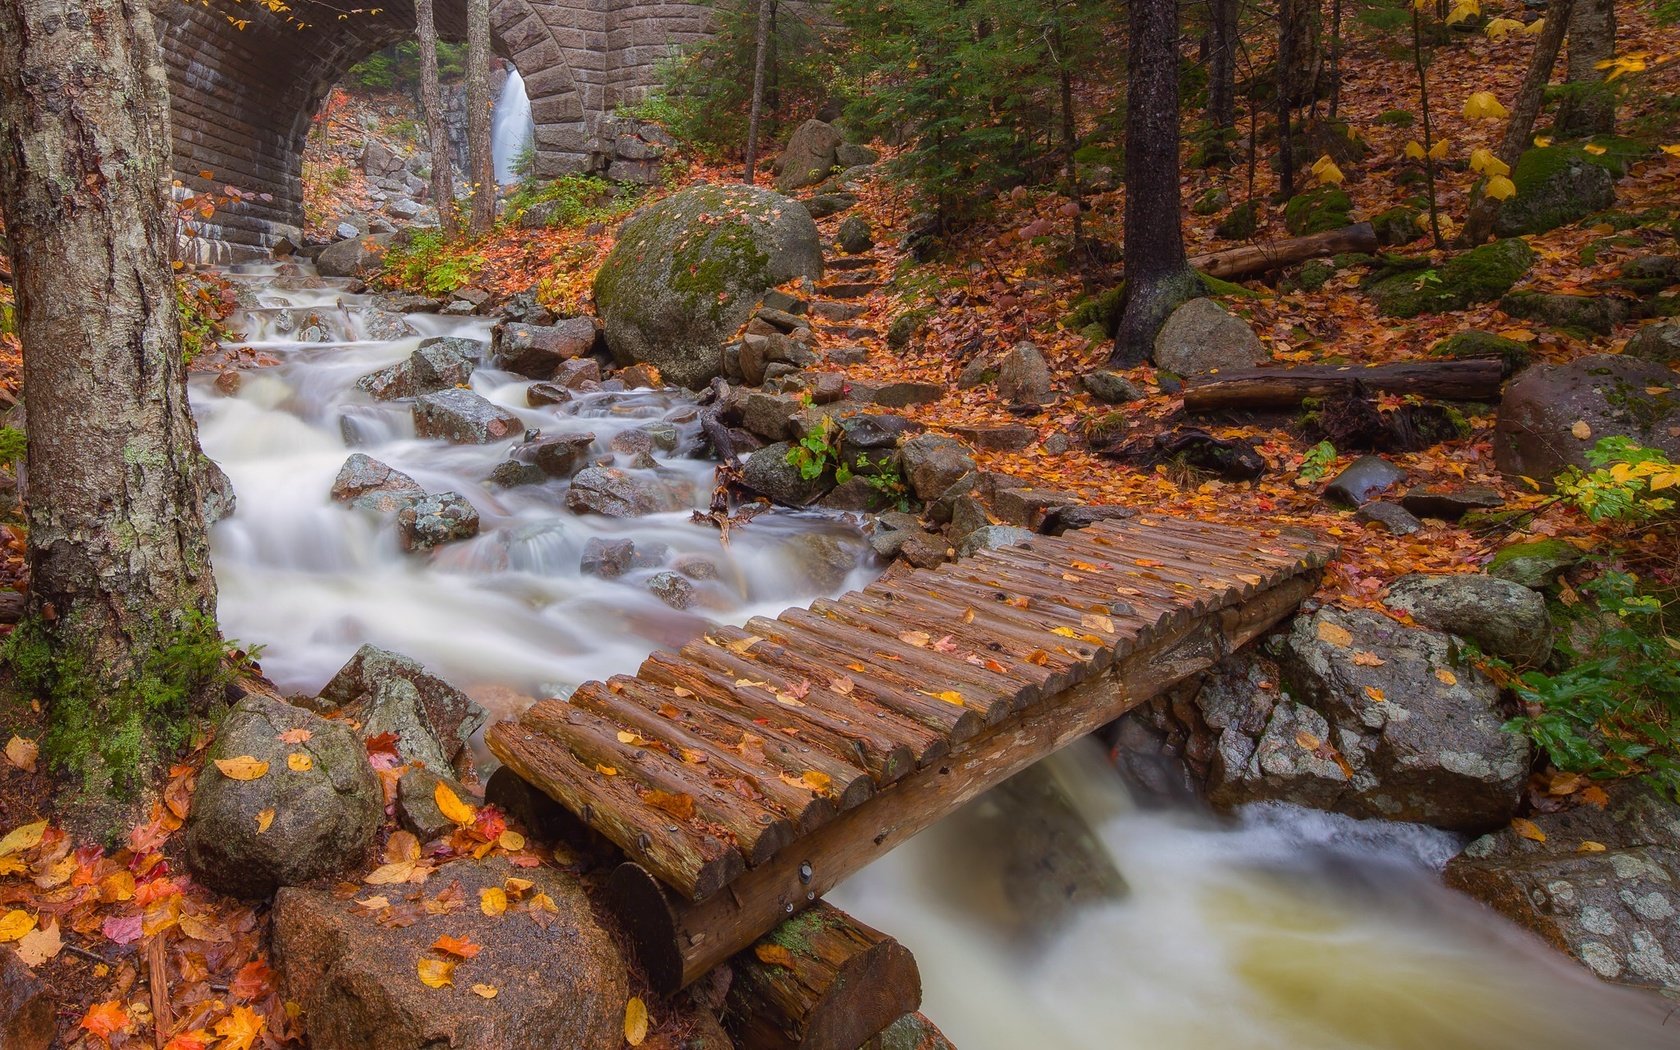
[754,943,796,967]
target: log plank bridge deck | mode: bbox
[488,516,1335,993]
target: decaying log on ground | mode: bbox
[1190,222,1378,280]
[860,1013,956,1050]
[1182,359,1505,413]
[724,901,921,1050]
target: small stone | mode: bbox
[413,389,523,444]
[1488,538,1582,589]
[1399,484,1503,521]
[332,453,423,506]
[396,491,479,551]
[647,571,696,609]
[1386,572,1553,665]
[1356,501,1422,534]
[837,215,874,254]
[1324,455,1406,507]
[491,317,597,379]
[1081,370,1144,404]
[395,767,469,842]
[1153,298,1268,375]
[995,341,1053,404]
[566,467,683,517]
[580,537,638,578]
[869,380,944,408]
[956,525,1034,559]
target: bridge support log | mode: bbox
[608,565,1324,992]
[724,901,921,1050]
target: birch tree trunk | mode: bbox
[466,0,497,236]
[417,0,458,233]
[0,0,220,792]
[1112,0,1201,366]
[743,0,775,184]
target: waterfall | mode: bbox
[491,69,535,185]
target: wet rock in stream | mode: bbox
[413,388,523,444]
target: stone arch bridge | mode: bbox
[154,0,707,256]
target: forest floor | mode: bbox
[5,10,1680,1049]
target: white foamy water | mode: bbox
[833,742,1680,1049]
[491,69,534,185]
[193,264,875,717]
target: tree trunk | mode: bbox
[1112,0,1200,366]
[1054,20,1084,251]
[1279,0,1322,107]
[1181,359,1506,412]
[417,0,457,233]
[1459,0,1573,247]
[0,0,219,791]
[1412,9,1444,248]
[1275,2,1297,200]
[1327,0,1343,119]
[1208,0,1238,131]
[466,0,496,236]
[743,0,776,184]
[1554,0,1615,137]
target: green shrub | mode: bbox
[502,173,633,229]
[1555,437,1679,523]
[380,231,485,296]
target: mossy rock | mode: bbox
[1376,109,1416,127]
[1371,205,1422,247]
[1064,285,1125,337]
[1198,272,1265,299]
[1498,291,1630,336]
[1431,331,1532,376]
[1294,260,1337,292]
[1577,135,1656,179]
[1192,186,1230,216]
[1494,145,1616,236]
[1367,238,1536,318]
[1283,186,1353,236]
[1216,199,1260,240]
[593,183,822,388]
[1488,539,1581,589]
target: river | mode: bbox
[194,264,1680,1049]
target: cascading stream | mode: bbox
[196,265,1680,1049]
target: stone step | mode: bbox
[818,282,881,300]
[825,255,882,272]
[814,324,880,341]
[809,300,867,323]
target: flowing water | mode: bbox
[197,266,1680,1048]
[491,69,535,186]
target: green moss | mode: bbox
[1283,187,1352,236]
[1375,109,1416,127]
[1215,200,1260,240]
[1488,538,1582,589]
[2,609,247,794]
[1191,187,1229,216]
[1499,145,1617,235]
[1199,272,1265,299]
[1368,238,1536,318]
[1370,205,1422,247]
[1294,260,1336,292]
[1430,330,1532,375]
[669,220,770,323]
[1065,285,1126,337]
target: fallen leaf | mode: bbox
[595,764,618,776]
[1579,785,1610,807]
[214,1007,265,1050]
[899,630,932,647]
[364,860,418,885]
[645,790,697,820]
[1081,614,1115,633]
[1434,668,1457,686]
[1570,420,1593,441]
[0,909,36,943]
[1363,686,1386,703]
[1352,651,1386,667]
[80,1001,131,1040]
[1294,729,1323,751]
[927,690,965,706]
[0,820,47,856]
[1512,817,1547,843]
[497,830,526,851]
[277,727,313,744]
[471,983,499,999]
[214,756,270,781]
[356,895,390,910]
[256,808,276,833]
[480,887,508,916]
[829,675,854,695]
[754,942,796,967]
[1316,620,1353,648]
[625,996,650,1046]
[433,934,483,959]
[287,752,314,772]
[5,736,38,772]
[435,782,477,825]
[418,957,456,988]
[13,918,58,965]
[1577,840,1607,853]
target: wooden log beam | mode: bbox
[607,567,1326,992]
[1182,359,1505,413]
[725,901,921,1050]
[1190,222,1378,280]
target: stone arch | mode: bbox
[153,0,609,257]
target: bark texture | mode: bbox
[0,0,218,773]
[416,0,457,233]
[1459,0,1573,247]
[743,0,775,184]
[1555,0,1616,137]
[1208,0,1238,131]
[466,0,496,235]
[1113,0,1200,366]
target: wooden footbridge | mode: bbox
[488,516,1332,1043]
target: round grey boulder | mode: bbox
[185,691,381,898]
[1153,298,1268,375]
[594,184,823,389]
[1385,572,1552,666]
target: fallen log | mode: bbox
[861,1013,956,1050]
[1182,359,1505,413]
[724,901,921,1050]
[1191,222,1378,280]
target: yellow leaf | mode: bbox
[497,830,526,852]
[1577,840,1607,853]
[801,770,832,793]
[434,782,477,826]
[4,736,38,773]
[1311,155,1345,186]
[724,635,762,654]
[1435,667,1458,686]
[1521,16,1544,34]
[471,984,499,999]
[1463,92,1508,120]
[14,918,61,967]
[387,830,422,862]
[1316,620,1354,648]
[1428,138,1450,160]
[625,997,650,1046]
[1484,174,1517,201]
[595,763,618,777]
[1294,729,1323,751]
[927,690,965,707]
[364,860,418,884]
[256,808,276,833]
[287,752,313,772]
[1051,626,1079,638]
[0,910,37,943]
[1364,686,1386,703]
[1352,651,1386,667]
[899,630,931,647]
[214,756,270,781]
[418,958,456,988]
[1404,140,1426,160]
[616,731,644,745]
[1661,144,1680,156]
[1571,420,1593,441]
[1512,818,1547,843]
[480,887,508,916]
[1582,142,1608,155]
[1484,16,1524,39]
[1469,148,1510,177]
[505,877,534,895]
[828,675,854,695]
[0,821,47,857]
[1081,613,1115,633]
[1445,0,1478,24]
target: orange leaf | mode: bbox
[754,942,796,967]
[81,1000,131,1040]
[646,790,697,820]
[432,934,483,959]
[1512,818,1547,843]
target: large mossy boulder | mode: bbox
[594,184,823,389]
[1283,186,1353,236]
[1430,330,1532,376]
[1494,145,1616,236]
[1366,238,1535,318]
[1494,355,1680,486]
[1498,290,1629,336]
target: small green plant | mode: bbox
[501,173,632,229]
[785,415,843,481]
[176,272,239,364]
[380,230,486,296]
[0,427,26,468]
[1498,569,1680,799]
[1298,440,1338,483]
[845,456,912,511]
[1554,437,1679,523]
